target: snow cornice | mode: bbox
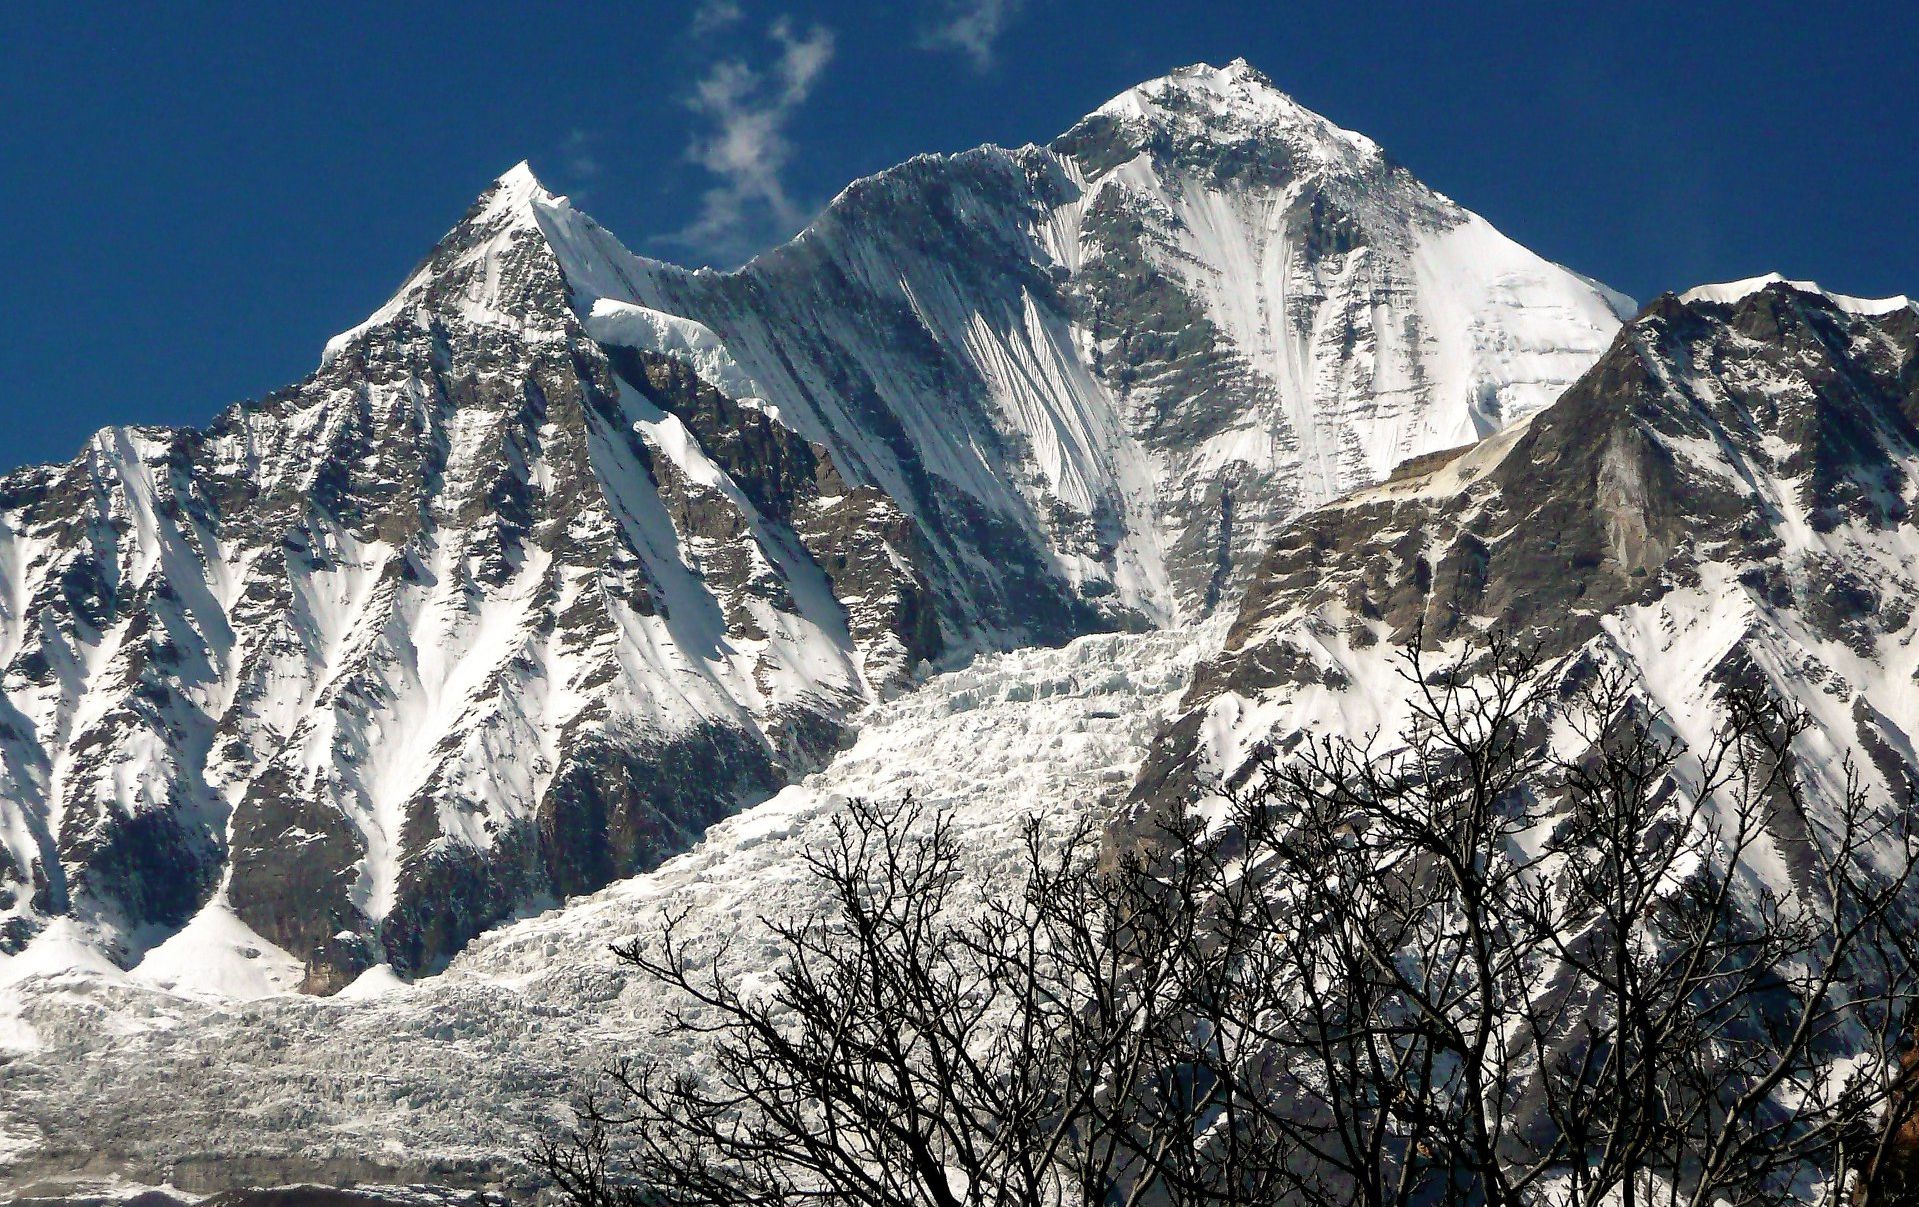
[1677,273,1915,318]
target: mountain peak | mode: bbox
[1172,57,1276,90]
[480,159,559,218]
[319,164,587,363]
[1100,58,1297,116]
[1083,59,1382,171]
[492,158,543,191]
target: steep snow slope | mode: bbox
[0,61,1626,995]
[554,59,1629,622]
[0,625,1213,1194]
[1044,63,1631,611]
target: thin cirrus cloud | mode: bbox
[667,15,836,267]
[690,0,744,36]
[918,0,1027,71]
[561,129,601,180]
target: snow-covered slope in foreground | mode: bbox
[0,60,1627,995]
[0,625,1211,1194]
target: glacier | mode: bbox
[0,625,1215,1193]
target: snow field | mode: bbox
[0,623,1217,1191]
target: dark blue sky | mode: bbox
[3,1,1915,472]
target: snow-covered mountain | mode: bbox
[10,279,1914,1200]
[0,60,1627,995]
[594,59,1630,622]
[1133,278,1919,863]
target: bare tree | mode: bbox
[1193,638,1919,1207]
[532,637,1919,1207]
[528,797,1232,1207]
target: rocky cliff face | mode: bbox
[1134,278,1919,855]
[0,62,1625,992]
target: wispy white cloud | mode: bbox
[690,0,744,37]
[561,128,601,180]
[671,17,836,265]
[919,0,1027,71]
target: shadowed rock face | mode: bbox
[0,60,1626,992]
[1132,282,1919,842]
[607,346,944,688]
